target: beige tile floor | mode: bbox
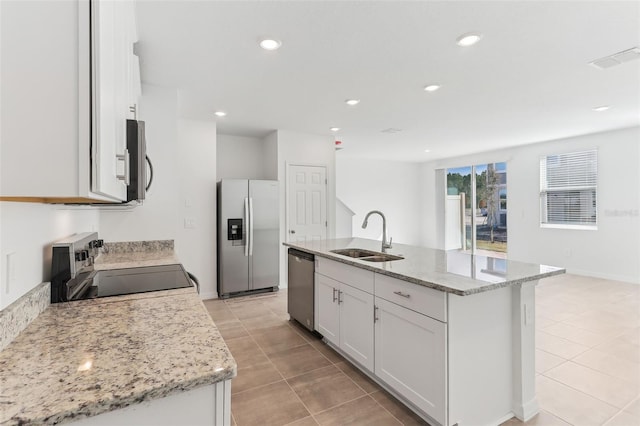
[204,274,639,426]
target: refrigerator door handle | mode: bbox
[244,197,249,257]
[249,197,254,256]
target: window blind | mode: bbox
[540,149,597,227]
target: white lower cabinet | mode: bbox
[374,297,447,425]
[315,273,374,371]
[340,282,375,371]
[316,273,341,346]
[70,380,231,425]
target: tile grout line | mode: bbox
[261,295,394,425]
[267,300,333,425]
[312,393,403,425]
[231,294,317,424]
[602,393,640,425]
[548,355,640,388]
[332,359,418,425]
[224,299,289,424]
[541,373,626,414]
[222,293,404,425]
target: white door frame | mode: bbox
[285,162,329,242]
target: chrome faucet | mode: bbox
[362,210,392,253]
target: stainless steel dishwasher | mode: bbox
[288,248,315,331]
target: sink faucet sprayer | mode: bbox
[361,210,392,253]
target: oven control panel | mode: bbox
[51,232,104,303]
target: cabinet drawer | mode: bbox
[317,257,374,294]
[375,274,446,322]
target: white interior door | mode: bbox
[287,165,327,243]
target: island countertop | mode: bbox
[0,261,236,425]
[284,238,565,296]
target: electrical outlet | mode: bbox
[184,218,196,229]
[564,248,572,257]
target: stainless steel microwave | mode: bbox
[126,119,150,202]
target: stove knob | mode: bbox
[75,250,89,261]
[89,239,104,249]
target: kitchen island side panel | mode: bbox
[447,286,515,426]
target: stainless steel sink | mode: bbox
[330,248,404,262]
[330,248,381,258]
[360,254,404,262]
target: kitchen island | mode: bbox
[284,238,565,426]
[0,243,236,425]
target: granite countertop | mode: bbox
[93,251,180,270]
[0,289,236,425]
[285,238,565,296]
[94,240,179,270]
[0,241,236,425]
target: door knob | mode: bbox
[289,230,296,234]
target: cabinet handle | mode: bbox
[374,305,379,323]
[116,149,130,186]
[338,290,343,304]
[393,290,411,299]
[332,287,337,303]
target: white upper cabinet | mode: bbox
[91,0,139,200]
[0,0,140,203]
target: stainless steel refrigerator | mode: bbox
[217,179,280,298]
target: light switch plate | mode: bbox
[5,252,16,294]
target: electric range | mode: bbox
[50,232,194,303]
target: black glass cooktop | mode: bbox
[72,264,193,301]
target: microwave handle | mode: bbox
[145,155,154,192]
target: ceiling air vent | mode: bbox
[381,128,402,134]
[590,47,640,70]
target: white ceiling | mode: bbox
[136,1,640,162]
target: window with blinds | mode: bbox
[540,149,597,228]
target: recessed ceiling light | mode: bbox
[330,127,340,132]
[424,84,441,92]
[214,111,227,117]
[345,99,360,106]
[592,105,611,112]
[456,32,482,47]
[424,149,431,153]
[259,38,282,51]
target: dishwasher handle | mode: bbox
[288,248,314,262]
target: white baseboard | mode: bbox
[513,398,539,422]
[565,268,640,285]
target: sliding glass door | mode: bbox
[446,162,507,257]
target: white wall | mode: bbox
[420,127,640,283]
[335,198,355,239]
[0,203,99,309]
[336,157,423,246]
[100,84,179,242]
[216,134,265,180]
[100,85,219,298]
[176,119,218,299]
[263,132,278,180]
[274,130,336,286]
